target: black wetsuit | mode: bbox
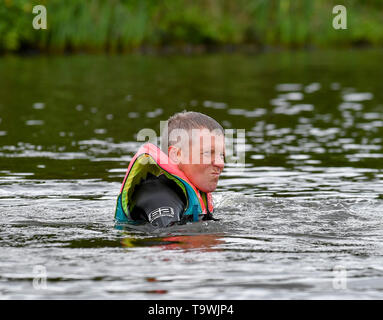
[130,173,216,227]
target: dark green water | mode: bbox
[1,49,383,299]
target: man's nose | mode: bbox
[213,156,225,169]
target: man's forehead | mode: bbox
[169,127,225,150]
[190,129,225,147]
[190,127,221,137]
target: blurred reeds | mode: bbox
[1,0,383,53]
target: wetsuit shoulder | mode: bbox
[130,173,187,227]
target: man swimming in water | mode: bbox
[114,111,225,227]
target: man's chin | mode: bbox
[199,183,218,193]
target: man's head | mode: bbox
[161,111,225,193]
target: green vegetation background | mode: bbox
[1,0,383,53]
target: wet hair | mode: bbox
[161,110,224,152]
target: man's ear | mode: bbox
[168,145,181,164]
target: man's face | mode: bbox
[171,128,225,193]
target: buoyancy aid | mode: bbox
[114,143,214,224]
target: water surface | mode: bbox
[1,49,383,299]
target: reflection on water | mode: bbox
[121,234,224,252]
[0,49,383,299]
